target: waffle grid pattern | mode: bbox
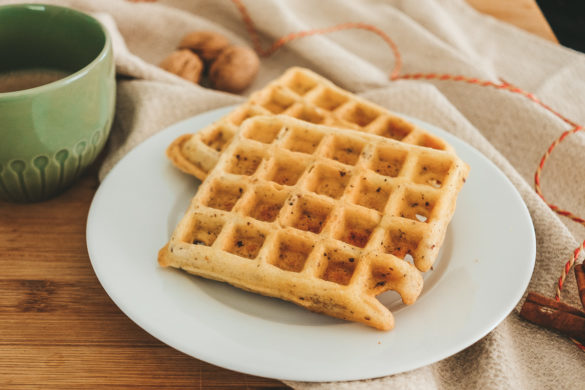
[160,116,468,330]
[169,67,455,180]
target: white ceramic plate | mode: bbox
[87,106,535,382]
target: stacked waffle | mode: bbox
[159,68,469,330]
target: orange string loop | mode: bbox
[230,0,402,79]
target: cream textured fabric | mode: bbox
[6,0,584,387]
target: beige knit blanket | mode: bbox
[8,0,584,387]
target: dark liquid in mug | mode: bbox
[0,69,70,93]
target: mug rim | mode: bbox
[0,3,112,98]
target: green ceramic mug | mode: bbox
[0,4,115,202]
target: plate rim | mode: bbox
[87,106,536,382]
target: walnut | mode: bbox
[159,49,204,83]
[178,31,230,63]
[209,46,259,93]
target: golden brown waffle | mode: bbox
[159,116,469,330]
[167,67,455,180]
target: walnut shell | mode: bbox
[159,49,204,84]
[209,46,260,93]
[178,31,230,63]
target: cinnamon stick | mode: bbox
[575,264,585,311]
[519,292,585,344]
[524,292,584,316]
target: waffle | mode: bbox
[159,115,469,330]
[167,67,455,181]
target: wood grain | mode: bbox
[0,172,287,389]
[467,0,557,42]
[0,1,556,388]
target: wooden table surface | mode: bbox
[0,1,555,389]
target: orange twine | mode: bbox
[229,0,585,347]
[230,0,402,78]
